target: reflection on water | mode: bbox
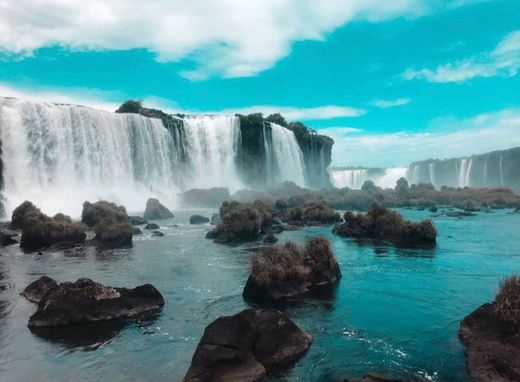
[0,209,519,381]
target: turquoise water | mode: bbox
[1,209,519,381]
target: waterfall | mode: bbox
[268,123,306,186]
[181,115,244,191]
[378,168,407,189]
[428,163,436,188]
[331,169,368,189]
[0,98,177,217]
[458,158,468,187]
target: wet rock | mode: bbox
[459,276,520,382]
[443,210,476,218]
[243,237,341,302]
[262,234,278,244]
[183,308,312,382]
[0,229,18,246]
[210,213,221,225]
[127,216,148,226]
[21,276,58,303]
[180,187,230,208]
[81,201,128,228]
[144,223,159,230]
[151,231,164,237]
[133,227,143,235]
[459,303,520,382]
[333,202,436,248]
[143,198,174,220]
[189,215,210,224]
[28,278,164,327]
[285,203,341,225]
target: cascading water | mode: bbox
[0,98,177,217]
[331,169,369,189]
[377,168,407,189]
[180,115,244,191]
[428,163,436,188]
[266,123,306,186]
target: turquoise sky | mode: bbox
[0,1,519,167]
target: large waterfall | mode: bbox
[0,98,315,217]
[181,115,244,191]
[331,169,368,189]
[265,123,306,186]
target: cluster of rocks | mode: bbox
[81,201,133,246]
[206,199,340,244]
[333,202,437,248]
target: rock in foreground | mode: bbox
[143,198,174,220]
[183,308,312,382]
[333,202,436,247]
[459,276,520,382]
[22,276,58,303]
[28,278,164,327]
[243,237,341,302]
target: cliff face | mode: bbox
[407,147,520,191]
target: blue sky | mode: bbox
[1,0,519,167]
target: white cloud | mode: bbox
[0,83,121,111]
[0,82,364,121]
[0,0,430,79]
[215,105,365,120]
[322,109,520,167]
[404,30,520,83]
[370,98,410,108]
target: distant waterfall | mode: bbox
[0,98,177,217]
[378,168,407,189]
[181,115,244,190]
[428,163,436,187]
[331,169,369,189]
[267,123,306,186]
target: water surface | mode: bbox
[1,209,519,381]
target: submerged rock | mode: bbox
[459,276,520,382]
[180,187,230,208]
[344,374,403,382]
[127,216,148,226]
[189,215,210,224]
[151,231,164,237]
[21,276,58,303]
[243,237,341,302]
[262,234,278,244]
[133,227,143,235]
[183,308,312,382]
[10,201,86,250]
[28,278,164,327]
[143,198,174,220]
[333,202,436,248]
[145,223,160,230]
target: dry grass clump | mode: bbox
[217,200,272,238]
[251,237,338,287]
[81,200,128,227]
[94,216,133,245]
[287,202,340,224]
[495,275,520,331]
